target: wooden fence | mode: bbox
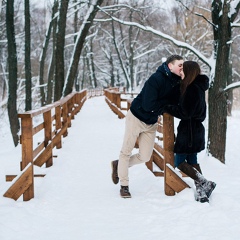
[104,88,190,196]
[3,87,187,201]
[88,88,104,98]
[3,90,88,201]
[104,87,137,119]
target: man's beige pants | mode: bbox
[118,110,158,186]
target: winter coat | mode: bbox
[130,62,181,124]
[163,74,209,154]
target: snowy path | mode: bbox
[0,96,240,240]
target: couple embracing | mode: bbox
[111,55,216,203]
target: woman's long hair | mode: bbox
[180,61,201,96]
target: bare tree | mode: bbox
[39,0,58,106]
[63,0,104,96]
[6,0,20,146]
[25,0,32,111]
[46,1,59,104]
[96,1,163,91]
[208,0,240,163]
[54,0,69,101]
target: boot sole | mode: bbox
[196,196,209,203]
[121,195,132,198]
[120,193,132,198]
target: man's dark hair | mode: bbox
[166,55,183,64]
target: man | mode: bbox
[111,55,184,198]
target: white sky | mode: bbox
[0,96,240,239]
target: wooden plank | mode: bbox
[163,113,175,196]
[145,154,165,177]
[53,124,67,147]
[153,171,164,177]
[62,102,68,137]
[152,149,164,171]
[33,122,44,135]
[33,142,45,159]
[105,98,125,119]
[165,165,190,194]
[3,165,33,201]
[154,143,165,157]
[6,174,46,182]
[17,91,86,119]
[44,111,52,145]
[21,118,33,170]
[54,105,63,149]
[34,143,52,167]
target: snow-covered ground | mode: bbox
[0,96,239,240]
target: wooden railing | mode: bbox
[4,90,88,201]
[104,87,137,119]
[104,88,189,196]
[88,88,104,98]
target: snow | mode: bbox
[0,96,240,240]
[224,81,240,91]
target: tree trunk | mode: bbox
[111,19,130,91]
[73,0,79,91]
[46,1,58,104]
[6,0,20,146]
[24,0,32,111]
[208,0,231,163]
[227,50,233,116]
[54,0,69,101]
[39,0,58,106]
[63,0,104,96]
[90,39,97,88]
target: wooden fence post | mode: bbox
[55,105,62,149]
[163,113,190,195]
[62,102,68,137]
[20,116,34,201]
[163,113,175,196]
[43,111,53,167]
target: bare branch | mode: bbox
[96,7,212,69]
[175,0,217,29]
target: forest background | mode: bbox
[0,0,240,165]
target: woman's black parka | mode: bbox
[164,74,209,154]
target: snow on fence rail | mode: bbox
[103,87,190,196]
[3,90,88,201]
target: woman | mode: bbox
[163,61,216,203]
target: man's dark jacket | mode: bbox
[130,62,181,124]
[164,74,209,154]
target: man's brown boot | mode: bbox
[111,160,119,184]
[120,186,131,198]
